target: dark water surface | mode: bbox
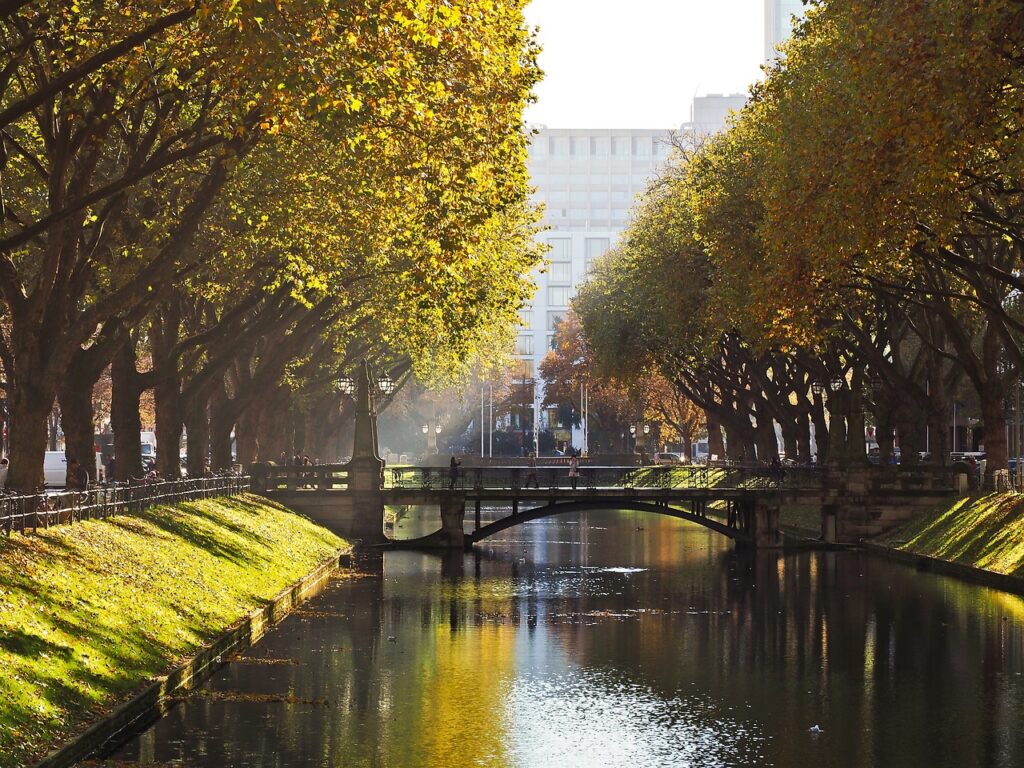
[112,510,1024,767]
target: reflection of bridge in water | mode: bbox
[250,362,956,550]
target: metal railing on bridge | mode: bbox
[0,473,250,536]
[255,464,354,491]
[387,463,824,493]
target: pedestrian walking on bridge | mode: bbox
[526,451,539,489]
[448,456,462,490]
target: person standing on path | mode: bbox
[65,457,88,490]
[568,452,580,490]
[525,451,539,489]
[448,455,462,490]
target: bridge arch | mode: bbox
[468,498,750,544]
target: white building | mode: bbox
[686,93,748,136]
[517,128,673,452]
[764,0,805,62]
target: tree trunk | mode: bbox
[779,416,798,461]
[183,393,210,477]
[235,406,260,465]
[811,392,829,464]
[875,406,896,465]
[754,413,778,462]
[926,374,950,465]
[111,342,144,481]
[58,379,97,481]
[154,376,182,478]
[706,411,725,460]
[6,388,54,491]
[795,409,812,463]
[209,384,234,470]
[256,389,285,461]
[151,303,184,478]
[980,384,1008,479]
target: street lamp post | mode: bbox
[826,375,845,464]
[377,373,395,397]
[628,423,649,456]
[335,375,357,461]
[421,421,443,455]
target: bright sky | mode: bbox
[523,0,765,129]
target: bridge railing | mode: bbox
[387,464,824,492]
[254,463,353,492]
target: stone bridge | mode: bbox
[250,362,958,550]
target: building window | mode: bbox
[571,136,587,156]
[548,261,571,284]
[513,359,534,379]
[631,136,650,157]
[548,333,558,351]
[519,309,533,328]
[515,334,534,355]
[585,238,610,271]
[612,137,629,156]
[547,310,566,330]
[548,286,570,306]
[547,238,571,260]
[546,407,562,429]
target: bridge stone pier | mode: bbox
[250,360,388,546]
[820,465,957,543]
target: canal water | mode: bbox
[111,509,1024,767]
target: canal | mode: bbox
[111,509,1024,767]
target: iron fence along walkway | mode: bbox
[0,474,250,536]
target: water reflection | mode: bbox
[113,509,1024,768]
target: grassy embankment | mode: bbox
[0,493,346,767]
[879,493,1024,578]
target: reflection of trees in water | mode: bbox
[124,519,1024,768]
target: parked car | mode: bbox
[652,452,686,465]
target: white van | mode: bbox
[43,451,68,488]
[43,451,104,488]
